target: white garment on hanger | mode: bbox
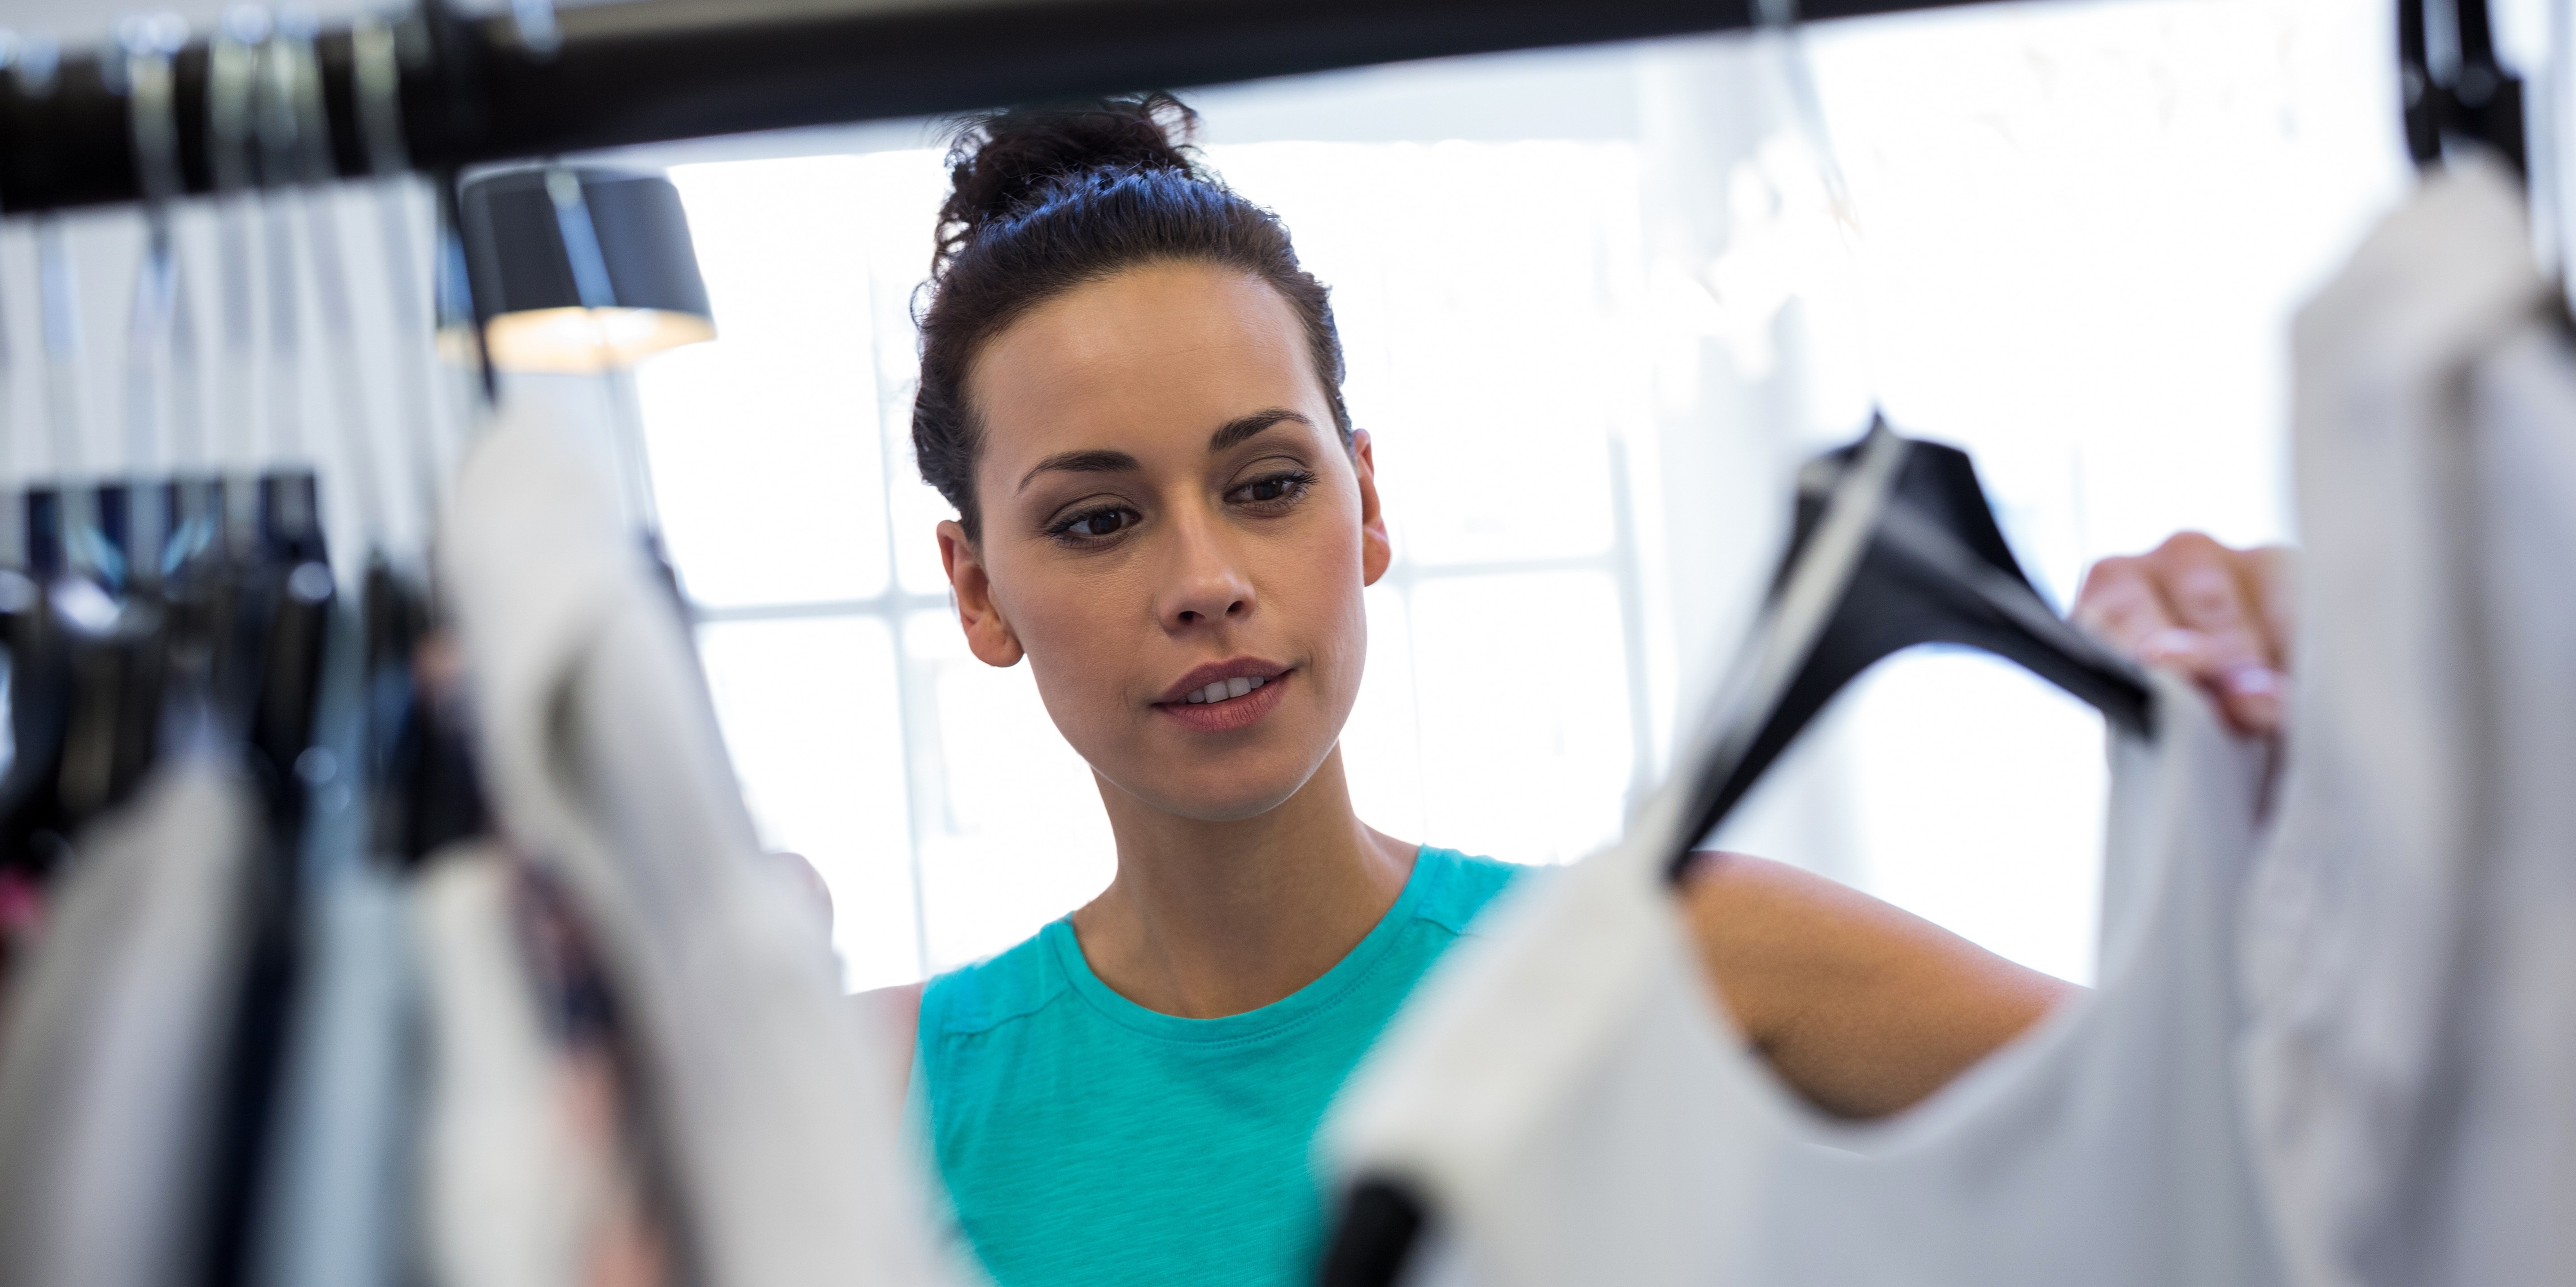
[438,384,949,1287]
[413,844,587,1287]
[2239,155,2576,1287]
[1323,673,2280,1287]
[0,757,259,1287]
[2442,321,2576,1286]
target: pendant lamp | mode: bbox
[450,166,714,373]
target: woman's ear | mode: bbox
[938,518,1027,667]
[1352,429,1393,587]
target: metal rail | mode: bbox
[0,0,1984,214]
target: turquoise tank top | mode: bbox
[914,846,1524,1287]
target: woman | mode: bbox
[859,94,2293,1286]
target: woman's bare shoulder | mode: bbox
[850,981,924,1102]
[1677,851,2076,1119]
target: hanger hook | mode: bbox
[512,0,561,60]
[202,7,271,555]
[253,13,303,192]
[356,5,451,547]
[2399,0,2527,174]
[120,12,190,578]
[208,7,264,195]
[352,10,410,178]
[119,15,188,208]
[243,7,320,518]
[19,43,83,498]
[10,30,58,99]
[408,0,497,407]
[274,10,335,186]
[276,10,393,554]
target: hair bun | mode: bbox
[937,93,1200,259]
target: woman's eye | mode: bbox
[1233,471,1315,506]
[1058,508,1136,539]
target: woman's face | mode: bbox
[938,261,1389,823]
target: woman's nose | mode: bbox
[1155,517,1255,630]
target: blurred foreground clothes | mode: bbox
[409,844,664,1287]
[1323,155,2576,1287]
[437,388,954,1287]
[2238,153,2576,1287]
[0,759,259,1287]
[1328,670,2279,1287]
[0,388,955,1287]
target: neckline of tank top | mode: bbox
[1041,844,1455,1045]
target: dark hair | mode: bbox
[911,93,1354,539]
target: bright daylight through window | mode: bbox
[632,0,2401,991]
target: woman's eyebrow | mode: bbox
[1013,409,1310,493]
[1209,408,1313,453]
[1017,448,1142,493]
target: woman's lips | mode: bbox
[1155,668,1290,733]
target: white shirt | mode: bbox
[2240,154,2576,1287]
[1325,672,2281,1287]
[0,758,259,1287]
[441,388,951,1287]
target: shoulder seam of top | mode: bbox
[1411,905,1481,938]
[1408,853,1522,938]
[932,979,1075,1039]
[926,950,1077,1040]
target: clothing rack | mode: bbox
[0,0,1986,216]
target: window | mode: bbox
[633,0,2401,990]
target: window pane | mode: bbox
[640,157,890,608]
[1339,584,1428,842]
[1803,0,2400,588]
[846,150,974,597]
[1212,142,1638,568]
[1842,650,2107,985]
[697,616,918,990]
[902,612,1117,972]
[1406,570,1634,864]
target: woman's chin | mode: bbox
[1155,780,1308,824]
[1109,756,1323,824]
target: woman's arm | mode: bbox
[851,982,923,1106]
[1677,533,2294,1118]
[1679,853,2072,1118]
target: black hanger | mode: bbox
[362,560,490,867]
[0,482,335,876]
[0,456,175,876]
[1659,417,2151,883]
[2401,0,2525,174]
[0,561,194,880]
[0,574,77,878]
[1318,421,2153,1287]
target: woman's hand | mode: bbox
[1677,531,2298,1121]
[2072,533,2296,736]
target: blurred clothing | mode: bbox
[413,845,666,1287]
[0,387,955,1287]
[2241,153,2576,1287]
[1323,150,2576,1287]
[416,845,593,1287]
[0,758,259,1287]
[441,387,951,1287]
[255,858,417,1287]
[1326,674,2278,1287]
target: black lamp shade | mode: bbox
[453,166,716,372]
